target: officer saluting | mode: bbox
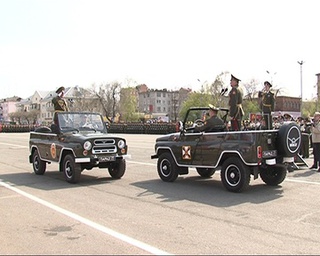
[258,81,275,129]
[228,74,244,131]
[52,86,69,112]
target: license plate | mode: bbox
[98,156,115,162]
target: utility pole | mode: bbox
[297,61,304,115]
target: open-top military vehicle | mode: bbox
[29,112,130,183]
[151,107,301,192]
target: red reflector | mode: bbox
[257,146,262,159]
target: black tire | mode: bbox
[62,154,81,183]
[260,164,287,186]
[32,149,46,175]
[157,152,179,182]
[108,159,126,179]
[220,157,250,192]
[277,123,301,157]
[196,168,215,178]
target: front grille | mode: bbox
[92,139,117,154]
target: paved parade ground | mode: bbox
[1,132,320,255]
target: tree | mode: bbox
[178,92,212,120]
[208,71,230,107]
[91,82,121,122]
[119,87,138,122]
[241,79,260,119]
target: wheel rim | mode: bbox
[64,160,73,178]
[160,159,171,177]
[33,155,40,171]
[224,164,241,187]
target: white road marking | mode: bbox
[0,181,172,255]
[0,142,28,148]
[127,160,156,166]
[285,178,320,185]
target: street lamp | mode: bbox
[297,60,304,115]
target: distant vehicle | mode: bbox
[151,107,301,192]
[29,112,130,183]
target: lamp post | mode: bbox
[297,61,304,115]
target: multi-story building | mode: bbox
[0,96,22,123]
[274,96,301,118]
[137,85,191,122]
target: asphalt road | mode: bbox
[1,132,320,255]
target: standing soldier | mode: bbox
[228,74,244,131]
[258,81,275,129]
[52,86,69,112]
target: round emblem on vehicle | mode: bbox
[286,125,301,154]
[50,143,56,159]
[277,123,301,156]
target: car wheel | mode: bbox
[260,164,287,186]
[108,159,126,179]
[277,123,301,157]
[62,154,81,183]
[220,157,250,192]
[157,152,179,182]
[32,149,46,175]
[196,168,215,178]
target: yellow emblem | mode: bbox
[50,143,56,159]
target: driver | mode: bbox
[194,104,225,132]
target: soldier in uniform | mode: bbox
[194,104,225,132]
[258,81,275,129]
[52,86,69,125]
[228,74,244,131]
[52,86,69,112]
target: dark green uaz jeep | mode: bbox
[29,112,130,183]
[151,107,301,192]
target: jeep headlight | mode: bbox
[83,141,92,150]
[118,140,125,149]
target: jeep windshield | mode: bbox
[184,107,229,130]
[58,113,106,133]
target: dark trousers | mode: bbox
[300,133,310,158]
[263,112,272,130]
[230,119,241,131]
[312,142,320,167]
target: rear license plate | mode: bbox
[98,156,115,162]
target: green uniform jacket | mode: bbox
[228,86,243,119]
[260,91,275,113]
[52,96,69,112]
[194,116,225,132]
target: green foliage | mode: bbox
[242,100,260,119]
[119,87,138,122]
[178,92,211,120]
[302,101,317,117]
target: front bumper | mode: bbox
[75,154,131,164]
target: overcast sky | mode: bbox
[0,0,319,100]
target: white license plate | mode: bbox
[98,156,115,162]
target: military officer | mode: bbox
[259,81,275,129]
[194,104,225,132]
[228,74,244,131]
[52,86,69,112]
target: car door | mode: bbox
[173,131,203,166]
[200,131,226,167]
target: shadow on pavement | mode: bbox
[131,174,285,208]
